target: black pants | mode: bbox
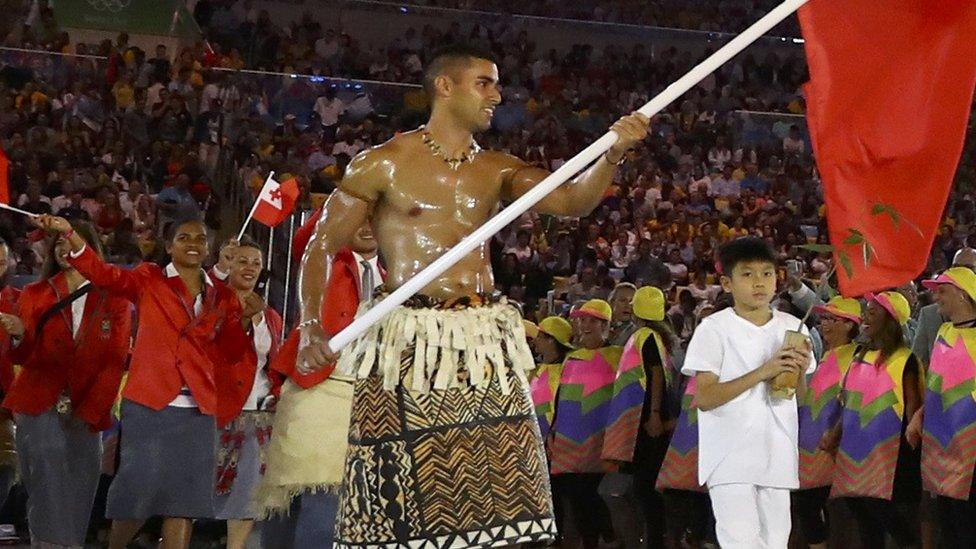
[845,441,921,548]
[662,489,714,546]
[551,473,614,548]
[631,433,669,548]
[792,486,830,545]
[936,469,976,548]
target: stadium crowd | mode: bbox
[0,0,975,546]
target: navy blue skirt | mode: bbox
[107,400,216,519]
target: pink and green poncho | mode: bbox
[831,347,914,500]
[655,376,704,492]
[798,343,859,489]
[602,326,672,462]
[922,324,976,500]
[531,346,622,474]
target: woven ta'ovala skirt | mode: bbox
[333,296,557,548]
[254,376,354,518]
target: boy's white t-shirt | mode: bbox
[681,308,816,489]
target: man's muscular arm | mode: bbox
[297,150,385,371]
[501,112,649,217]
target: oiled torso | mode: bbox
[357,131,519,300]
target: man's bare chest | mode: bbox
[380,160,505,223]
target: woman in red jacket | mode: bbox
[214,238,283,549]
[32,213,255,549]
[0,222,130,547]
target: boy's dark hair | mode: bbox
[422,44,495,99]
[718,236,777,276]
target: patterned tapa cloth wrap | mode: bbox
[333,294,556,549]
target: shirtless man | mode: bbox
[298,44,648,548]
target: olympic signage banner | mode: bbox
[51,0,197,37]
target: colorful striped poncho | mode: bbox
[530,362,564,438]
[798,343,858,489]
[922,324,976,500]
[539,346,622,474]
[602,327,672,462]
[831,347,913,500]
[655,376,704,492]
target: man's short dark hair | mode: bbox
[718,236,777,276]
[422,44,495,99]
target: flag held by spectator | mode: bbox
[253,175,299,228]
[800,0,976,296]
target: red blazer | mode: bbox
[2,274,131,431]
[68,247,251,417]
[271,248,384,388]
[216,305,284,427]
[0,286,21,393]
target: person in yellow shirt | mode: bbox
[112,77,135,111]
[727,216,750,239]
[732,165,747,181]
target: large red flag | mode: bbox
[0,146,9,204]
[800,0,976,296]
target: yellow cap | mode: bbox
[522,320,539,340]
[865,291,911,326]
[632,286,666,321]
[922,267,976,304]
[812,296,862,324]
[570,299,613,322]
[538,316,574,349]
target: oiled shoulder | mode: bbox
[338,133,415,202]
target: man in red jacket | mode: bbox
[257,222,382,549]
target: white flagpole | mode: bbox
[328,0,810,353]
[237,171,275,241]
[265,224,274,302]
[282,211,297,339]
[0,203,39,218]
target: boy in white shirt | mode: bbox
[681,237,814,548]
